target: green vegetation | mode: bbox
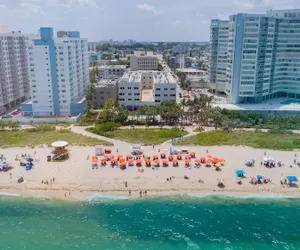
[176,130,300,151]
[97,99,129,124]
[88,127,186,145]
[158,62,163,71]
[0,128,112,148]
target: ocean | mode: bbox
[0,194,300,250]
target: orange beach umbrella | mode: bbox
[185,155,191,160]
[153,155,159,160]
[173,159,178,164]
[119,158,126,163]
[162,159,168,164]
[120,161,126,167]
[101,158,107,163]
[185,159,191,164]
[128,159,134,163]
[136,159,142,165]
[153,160,160,165]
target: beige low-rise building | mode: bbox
[92,79,118,107]
[130,51,159,71]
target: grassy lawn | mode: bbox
[175,130,300,151]
[0,129,112,148]
[88,128,187,145]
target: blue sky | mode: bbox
[0,0,300,41]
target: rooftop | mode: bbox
[214,98,300,112]
[95,79,118,88]
[121,71,177,84]
[177,68,206,74]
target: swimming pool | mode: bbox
[281,99,300,105]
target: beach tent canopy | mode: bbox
[286,176,298,182]
[257,175,263,180]
[132,144,142,153]
[236,170,245,176]
[263,156,275,163]
[51,141,68,147]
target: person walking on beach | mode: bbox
[152,145,154,150]
[145,190,147,196]
[64,193,67,198]
[129,190,131,196]
[69,192,71,197]
[53,177,55,183]
[125,181,128,188]
[139,191,142,197]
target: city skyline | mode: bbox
[0,0,300,41]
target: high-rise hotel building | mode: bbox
[210,9,300,104]
[0,31,30,114]
[22,27,89,117]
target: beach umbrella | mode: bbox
[160,152,166,156]
[128,159,134,163]
[136,159,142,165]
[117,154,123,159]
[135,155,142,160]
[257,175,263,180]
[185,155,191,160]
[185,159,191,164]
[205,159,212,165]
[218,158,225,163]
[92,158,98,163]
[126,155,133,160]
[173,159,178,164]
[120,161,126,167]
[195,159,201,163]
[145,159,151,165]
[168,155,174,160]
[119,158,126,163]
[111,158,116,163]
[207,154,213,159]
[190,151,196,156]
[153,159,160,165]
[162,159,168,164]
[177,154,182,160]
[101,158,107,163]
[153,155,159,160]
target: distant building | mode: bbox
[89,53,102,63]
[118,71,178,110]
[98,65,127,79]
[0,30,30,114]
[172,44,186,54]
[130,51,159,71]
[177,68,209,88]
[211,9,300,104]
[92,79,118,107]
[88,42,101,52]
[22,27,89,117]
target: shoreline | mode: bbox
[1,185,300,202]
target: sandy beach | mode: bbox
[0,143,300,201]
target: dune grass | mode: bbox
[88,128,187,145]
[0,129,112,148]
[175,130,300,151]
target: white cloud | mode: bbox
[47,0,98,8]
[136,3,163,14]
[20,0,46,15]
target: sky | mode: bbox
[1,0,300,42]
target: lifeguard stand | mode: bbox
[51,141,69,161]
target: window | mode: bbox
[33,101,38,103]
[32,85,36,88]
[128,98,132,101]
[156,88,160,91]
[128,87,132,89]
[164,88,168,91]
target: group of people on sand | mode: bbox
[125,181,148,197]
[41,177,55,185]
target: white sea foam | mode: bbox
[186,193,296,200]
[0,192,21,197]
[87,194,129,202]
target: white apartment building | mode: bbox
[118,71,178,110]
[0,31,30,114]
[98,65,126,79]
[22,27,89,117]
[130,51,159,71]
[209,19,229,93]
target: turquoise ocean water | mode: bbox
[0,194,300,250]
